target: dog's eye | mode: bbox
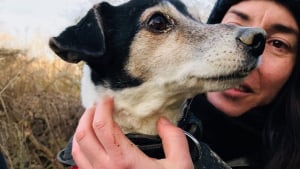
[146,13,173,33]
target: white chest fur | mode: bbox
[80,65,205,135]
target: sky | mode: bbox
[0,0,215,57]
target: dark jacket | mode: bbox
[188,94,269,169]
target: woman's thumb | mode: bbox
[157,117,193,164]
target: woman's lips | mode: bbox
[223,84,253,97]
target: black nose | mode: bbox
[237,28,266,57]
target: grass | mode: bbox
[0,48,84,169]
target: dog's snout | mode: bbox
[237,28,266,57]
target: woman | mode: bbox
[195,1,300,169]
[70,0,300,169]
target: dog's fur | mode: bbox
[49,0,266,135]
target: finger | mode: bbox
[157,117,193,168]
[72,136,93,169]
[73,106,108,166]
[92,96,127,152]
[92,97,148,168]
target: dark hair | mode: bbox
[208,0,300,169]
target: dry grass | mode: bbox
[0,48,84,169]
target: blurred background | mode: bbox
[0,0,215,168]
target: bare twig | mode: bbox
[25,128,65,169]
[0,58,34,96]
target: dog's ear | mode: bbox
[49,4,106,63]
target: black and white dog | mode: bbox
[49,0,265,135]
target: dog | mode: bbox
[49,0,266,135]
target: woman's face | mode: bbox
[207,0,298,116]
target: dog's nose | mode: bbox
[237,28,266,57]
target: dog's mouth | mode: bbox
[202,70,250,81]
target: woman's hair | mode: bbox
[208,0,300,169]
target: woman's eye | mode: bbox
[146,13,173,33]
[266,39,292,55]
[271,40,288,49]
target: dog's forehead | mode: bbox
[161,0,196,19]
[167,0,204,20]
[115,0,203,21]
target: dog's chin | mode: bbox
[197,72,250,92]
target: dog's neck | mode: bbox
[116,83,184,134]
[81,66,205,135]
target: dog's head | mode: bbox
[49,0,266,93]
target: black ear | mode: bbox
[49,4,106,63]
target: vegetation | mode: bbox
[0,48,84,169]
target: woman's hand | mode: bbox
[72,96,194,169]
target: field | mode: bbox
[0,48,84,169]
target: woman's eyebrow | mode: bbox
[271,24,298,36]
[228,9,250,21]
[228,9,298,36]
